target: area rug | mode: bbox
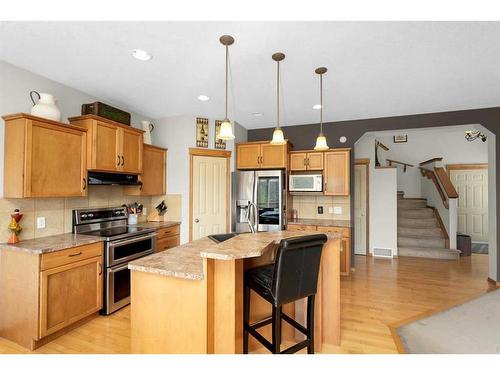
[396,289,500,353]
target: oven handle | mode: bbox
[108,233,157,248]
[108,262,131,273]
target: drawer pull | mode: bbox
[68,251,83,257]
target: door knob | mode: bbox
[194,218,200,223]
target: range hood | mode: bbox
[87,171,142,186]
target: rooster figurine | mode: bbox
[7,209,23,244]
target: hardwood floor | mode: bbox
[0,254,492,354]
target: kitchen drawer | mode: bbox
[157,225,180,239]
[316,226,350,238]
[287,224,317,232]
[40,242,103,271]
[156,235,180,252]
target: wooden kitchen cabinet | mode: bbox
[289,151,324,171]
[2,113,88,198]
[155,224,180,252]
[236,141,290,170]
[40,256,103,338]
[287,223,351,276]
[0,241,103,350]
[324,149,350,195]
[69,114,144,174]
[125,145,167,196]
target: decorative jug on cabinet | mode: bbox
[141,120,155,145]
[30,91,62,122]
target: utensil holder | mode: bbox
[128,214,138,225]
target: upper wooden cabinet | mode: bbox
[125,144,167,196]
[289,151,324,171]
[236,141,290,170]
[69,115,143,174]
[3,113,88,198]
[324,149,350,195]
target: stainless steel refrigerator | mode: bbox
[231,170,286,233]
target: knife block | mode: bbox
[147,210,167,222]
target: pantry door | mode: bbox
[354,161,368,255]
[190,149,231,241]
[449,165,488,242]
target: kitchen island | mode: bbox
[129,231,341,354]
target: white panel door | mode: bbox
[450,168,488,242]
[192,156,228,240]
[354,164,367,255]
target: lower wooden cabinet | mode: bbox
[155,224,180,252]
[0,241,103,350]
[40,256,103,338]
[287,224,351,276]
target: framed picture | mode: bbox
[196,117,209,148]
[214,120,226,149]
[393,134,407,143]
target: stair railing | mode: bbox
[386,159,414,172]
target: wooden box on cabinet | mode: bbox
[68,114,144,174]
[155,224,180,252]
[324,149,350,196]
[0,242,103,350]
[2,113,88,198]
[236,141,290,170]
[289,151,324,171]
[125,145,167,196]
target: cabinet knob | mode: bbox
[194,218,200,223]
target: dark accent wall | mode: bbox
[248,107,500,281]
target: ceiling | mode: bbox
[2,21,500,129]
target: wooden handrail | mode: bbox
[386,159,414,172]
[419,167,449,209]
[434,167,459,198]
[419,157,443,166]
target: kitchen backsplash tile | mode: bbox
[291,194,351,220]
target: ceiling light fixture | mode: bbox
[253,112,263,117]
[313,104,322,110]
[198,95,210,101]
[217,35,235,140]
[132,49,152,61]
[270,52,286,145]
[314,67,329,151]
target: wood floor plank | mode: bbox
[0,254,491,354]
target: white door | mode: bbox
[450,168,488,242]
[192,156,228,240]
[354,164,367,255]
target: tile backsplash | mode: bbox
[291,195,351,220]
[0,187,182,242]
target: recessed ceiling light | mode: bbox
[198,95,210,101]
[253,113,263,117]
[132,49,152,61]
[313,104,322,110]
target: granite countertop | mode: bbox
[131,221,181,230]
[0,233,104,254]
[287,218,351,228]
[129,230,341,280]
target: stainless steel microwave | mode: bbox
[289,174,323,192]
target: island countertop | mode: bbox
[128,230,341,280]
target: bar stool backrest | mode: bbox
[271,234,328,306]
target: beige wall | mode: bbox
[291,195,350,221]
[0,187,182,242]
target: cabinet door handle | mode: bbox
[117,155,121,166]
[69,251,82,257]
[324,182,327,191]
[82,178,87,190]
[121,156,125,166]
[98,263,102,275]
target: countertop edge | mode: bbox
[129,264,204,280]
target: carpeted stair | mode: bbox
[397,192,461,260]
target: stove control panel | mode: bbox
[73,207,128,225]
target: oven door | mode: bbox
[106,233,156,267]
[105,262,132,315]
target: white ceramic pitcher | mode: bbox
[30,91,61,122]
[141,120,155,145]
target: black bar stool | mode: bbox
[243,234,328,354]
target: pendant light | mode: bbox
[217,35,235,140]
[314,67,329,151]
[270,52,286,145]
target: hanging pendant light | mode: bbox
[270,52,286,145]
[217,35,235,140]
[314,67,329,151]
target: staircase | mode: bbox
[397,191,461,260]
